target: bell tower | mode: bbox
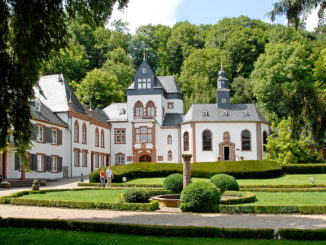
[216,64,230,109]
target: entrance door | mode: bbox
[224,147,230,161]
[139,155,151,162]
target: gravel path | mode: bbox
[1,177,326,230]
[1,205,326,230]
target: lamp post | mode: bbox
[182,154,192,189]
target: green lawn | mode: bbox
[0,227,322,245]
[18,190,124,203]
[242,192,326,206]
[125,174,326,185]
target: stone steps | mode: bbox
[5,179,58,187]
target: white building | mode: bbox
[0,61,269,180]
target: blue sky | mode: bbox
[110,0,318,33]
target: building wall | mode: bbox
[7,119,67,179]
[156,127,179,163]
[165,99,183,114]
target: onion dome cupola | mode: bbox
[216,64,230,109]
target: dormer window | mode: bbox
[203,111,209,117]
[242,110,249,116]
[142,68,146,73]
[33,98,41,112]
[137,78,151,89]
[223,111,228,116]
[119,108,126,115]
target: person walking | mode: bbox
[99,167,105,187]
[106,166,114,187]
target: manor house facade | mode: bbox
[0,60,269,180]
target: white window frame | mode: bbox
[51,156,58,172]
[37,125,44,143]
[51,129,57,144]
[37,154,44,172]
[116,154,125,165]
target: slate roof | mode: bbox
[162,113,184,127]
[183,104,268,123]
[102,103,128,121]
[31,101,67,127]
[157,76,182,94]
[35,74,87,115]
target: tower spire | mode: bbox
[143,52,146,61]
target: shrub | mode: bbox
[180,182,220,212]
[123,188,150,203]
[163,173,183,193]
[283,164,326,174]
[210,174,239,194]
[89,161,282,183]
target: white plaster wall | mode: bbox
[156,127,179,163]
[7,120,67,179]
[110,122,133,165]
[127,95,163,125]
[165,99,183,114]
[194,122,258,162]
[71,117,111,177]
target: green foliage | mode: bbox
[283,164,326,174]
[220,191,256,205]
[219,205,326,214]
[265,119,317,164]
[76,68,124,108]
[279,228,326,240]
[0,218,275,240]
[230,76,254,103]
[123,188,150,203]
[89,161,283,183]
[162,174,184,193]
[314,48,326,89]
[180,182,220,212]
[210,174,239,194]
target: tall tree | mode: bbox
[0,0,128,167]
[268,0,326,30]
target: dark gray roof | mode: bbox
[183,104,268,123]
[157,76,182,94]
[31,102,67,127]
[162,113,184,127]
[81,105,109,124]
[64,78,88,115]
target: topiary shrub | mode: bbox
[123,188,150,203]
[210,174,239,194]
[163,173,183,193]
[180,182,220,212]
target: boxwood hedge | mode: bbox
[89,160,282,183]
[283,164,326,174]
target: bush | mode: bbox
[163,173,183,193]
[123,188,150,203]
[210,174,239,194]
[219,205,326,214]
[180,182,220,212]
[279,228,326,240]
[89,161,283,183]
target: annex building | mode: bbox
[0,60,269,180]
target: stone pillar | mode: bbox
[182,154,192,189]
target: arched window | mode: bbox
[115,153,125,165]
[168,150,172,161]
[183,132,189,151]
[263,131,268,152]
[95,128,99,147]
[134,101,144,117]
[241,130,251,151]
[74,121,79,142]
[167,135,172,145]
[202,130,212,151]
[101,129,105,148]
[146,101,155,117]
[82,123,87,144]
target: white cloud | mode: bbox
[109,0,183,34]
[305,6,320,31]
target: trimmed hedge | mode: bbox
[283,164,326,174]
[78,182,163,188]
[219,205,326,214]
[9,198,159,211]
[0,217,275,239]
[240,184,326,188]
[89,161,282,183]
[210,174,239,193]
[279,228,326,240]
[220,191,256,205]
[123,188,150,203]
[240,188,326,192]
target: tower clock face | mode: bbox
[221,98,226,103]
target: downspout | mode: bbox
[68,98,73,178]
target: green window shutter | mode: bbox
[59,157,63,172]
[46,127,52,143]
[46,156,52,171]
[58,130,62,145]
[32,124,37,141]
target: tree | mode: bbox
[314,48,326,89]
[0,0,128,167]
[178,48,229,112]
[265,118,317,164]
[230,76,254,104]
[268,0,326,30]
[76,68,125,109]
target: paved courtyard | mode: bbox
[1,177,326,231]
